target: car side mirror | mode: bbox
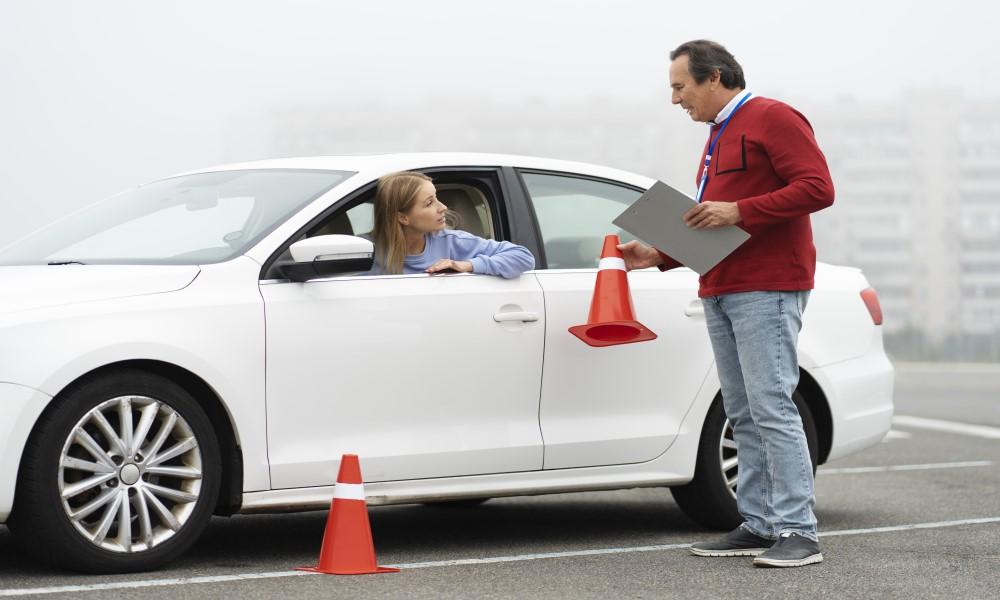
[280,235,374,282]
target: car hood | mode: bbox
[0,265,200,316]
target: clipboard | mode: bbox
[612,180,750,275]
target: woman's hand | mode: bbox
[425,259,474,274]
[616,241,664,271]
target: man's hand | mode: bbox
[616,240,664,271]
[425,258,473,274]
[683,201,741,230]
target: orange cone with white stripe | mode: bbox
[569,234,657,347]
[297,454,399,575]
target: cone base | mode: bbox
[296,565,400,575]
[568,320,658,347]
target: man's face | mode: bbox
[669,54,718,123]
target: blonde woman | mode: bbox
[369,171,534,278]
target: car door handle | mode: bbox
[684,300,705,318]
[493,311,540,323]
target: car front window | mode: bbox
[0,169,353,266]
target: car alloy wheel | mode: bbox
[10,370,221,573]
[670,392,818,531]
[718,418,738,499]
[714,393,818,504]
[58,395,204,553]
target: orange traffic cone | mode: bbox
[297,454,399,575]
[569,234,657,347]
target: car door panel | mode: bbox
[534,268,714,469]
[261,273,545,488]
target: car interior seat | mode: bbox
[436,185,493,239]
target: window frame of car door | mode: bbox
[259,166,515,281]
[502,167,647,270]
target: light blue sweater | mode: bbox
[368,230,534,279]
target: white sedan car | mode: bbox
[0,153,893,572]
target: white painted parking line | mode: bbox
[819,460,994,475]
[819,517,1000,538]
[892,415,1000,439]
[881,429,913,441]
[3,517,1000,596]
[0,572,312,597]
[388,542,693,569]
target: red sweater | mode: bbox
[658,96,834,297]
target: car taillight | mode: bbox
[860,287,883,325]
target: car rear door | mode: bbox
[507,168,716,470]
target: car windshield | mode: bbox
[0,169,354,266]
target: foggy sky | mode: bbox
[0,0,995,244]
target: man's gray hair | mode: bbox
[670,40,746,90]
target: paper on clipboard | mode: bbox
[612,180,750,275]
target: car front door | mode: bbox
[514,169,716,470]
[260,170,545,489]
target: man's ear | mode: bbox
[710,69,721,89]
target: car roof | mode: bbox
[175,152,655,189]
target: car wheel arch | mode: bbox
[672,375,826,530]
[690,368,832,466]
[797,368,833,465]
[22,359,243,517]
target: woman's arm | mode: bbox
[442,231,535,278]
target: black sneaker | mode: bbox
[752,532,824,567]
[689,526,775,557]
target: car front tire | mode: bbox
[9,370,221,573]
[670,391,819,530]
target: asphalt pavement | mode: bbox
[1,363,998,599]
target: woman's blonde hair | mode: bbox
[372,171,434,275]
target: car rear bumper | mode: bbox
[0,382,52,522]
[808,334,895,463]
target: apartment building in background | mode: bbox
[810,89,1000,359]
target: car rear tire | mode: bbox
[9,370,221,573]
[670,391,818,530]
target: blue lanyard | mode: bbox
[695,92,752,203]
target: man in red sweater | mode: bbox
[620,40,834,568]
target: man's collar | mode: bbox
[709,89,752,126]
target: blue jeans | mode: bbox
[702,290,818,541]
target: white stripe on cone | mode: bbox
[332,482,366,500]
[598,257,626,271]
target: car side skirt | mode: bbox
[239,464,694,513]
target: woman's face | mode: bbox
[399,180,448,234]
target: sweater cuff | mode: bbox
[656,250,683,272]
[735,197,762,228]
[469,256,488,274]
